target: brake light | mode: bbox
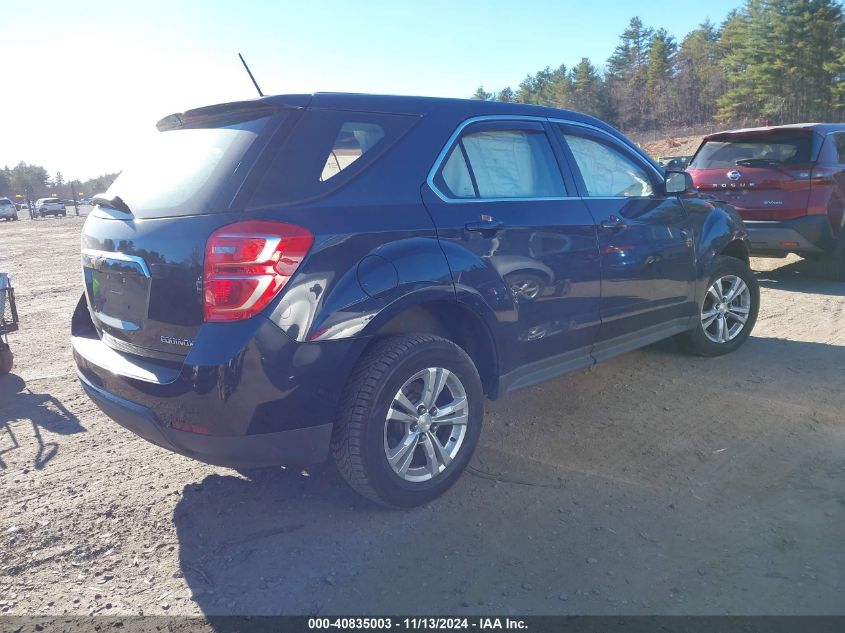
[203,220,313,322]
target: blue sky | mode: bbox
[3,0,740,181]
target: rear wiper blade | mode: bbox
[735,158,781,167]
[92,194,132,214]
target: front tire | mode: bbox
[332,334,483,508]
[680,256,759,357]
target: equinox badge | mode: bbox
[161,335,194,347]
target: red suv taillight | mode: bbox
[203,220,313,322]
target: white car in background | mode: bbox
[0,198,18,221]
[34,198,66,218]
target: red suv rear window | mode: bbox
[690,132,822,169]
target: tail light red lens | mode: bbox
[203,220,313,322]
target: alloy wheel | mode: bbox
[511,279,541,300]
[383,367,469,482]
[701,274,751,344]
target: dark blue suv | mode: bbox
[72,93,758,507]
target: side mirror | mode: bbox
[665,170,695,195]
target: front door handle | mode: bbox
[600,215,626,231]
[465,215,504,235]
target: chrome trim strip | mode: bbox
[212,234,282,263]
[94,312,141,332]
[82,249,151,278]
[426,115,574,203]
[425,114,664,203]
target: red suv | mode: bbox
[688,124,845,279]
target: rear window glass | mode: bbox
[102,114,271,218]
[0,199,13,206]
[690,133,821,169]
[248,110,417,207]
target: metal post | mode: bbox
[70,182,79,216]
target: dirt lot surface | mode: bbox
[1,212,844,617]
[640,134,704,160]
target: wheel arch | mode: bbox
[719,238,750,264]
[359,299,499,397]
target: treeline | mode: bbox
[0,162,119,202]
[473,0,845,133]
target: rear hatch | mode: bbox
[80,100,294,360]
[687,129,824,221]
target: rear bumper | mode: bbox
[744,216,835,255]
[78,372,333,468]
[72,296,363,468]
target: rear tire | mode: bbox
[332,334,483,508]
[680,256,759,357]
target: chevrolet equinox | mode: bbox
[72,93,758,507]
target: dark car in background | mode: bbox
[658,155,692,171]
[687,124,845,279]
[72,93,757,507]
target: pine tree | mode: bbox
[497,87,516,102]
[676,20,723,126]
[569,58,610,119]
[606,16,655,129]
[472,86,492,100]
[471,1,844,131]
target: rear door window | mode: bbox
[690,133,822,169]
[249,110,418,207]
[434,121,566,199]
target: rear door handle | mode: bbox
[600,215,626,231]
[465,215,504,234]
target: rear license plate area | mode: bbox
[83,252,151,332]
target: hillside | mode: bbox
[639,133,704,159]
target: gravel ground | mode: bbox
[1,211,843,616]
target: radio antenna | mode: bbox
[238,53,264,97]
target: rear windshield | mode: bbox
[689,132,822,169]
[0,199,13,206]
[102,114,271,218]
[248,109,418,208]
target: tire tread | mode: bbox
[332,334,453,505]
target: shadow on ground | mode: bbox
[753,257,844,296]
[0,373,86,469]
[175,336,845,618]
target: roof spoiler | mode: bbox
[156,95,312,132]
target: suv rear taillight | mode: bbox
[203,220,313,322]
